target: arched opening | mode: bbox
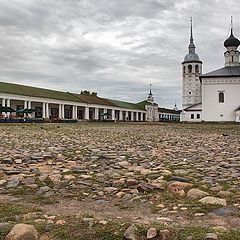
[195,65,199,73]
[197,114,200,119]
[191,114,194,119]
[188,65,192,73]
[183,66,186,74]
[219,92,224,103]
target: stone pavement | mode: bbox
[0,123,239,239]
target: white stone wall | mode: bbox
[236,110,240,122]
[181,110,202,122]
[182,62,202,109]
[146,105,159,122]
[202,77,240,122]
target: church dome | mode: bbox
[224,30,240,48]
[184,52,200,62]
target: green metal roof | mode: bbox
[0,81,148,111]
[106,99,146,111]
[0,81,84,102]
[72,94,114,106]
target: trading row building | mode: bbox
[0,81,180,123]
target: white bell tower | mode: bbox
[182,18,202,109]
[224,17,240,67]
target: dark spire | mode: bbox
[224,16,240,48]
[188,17,196,54]
[149,83,152,95]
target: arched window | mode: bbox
[197,114,200,119]
[188,65,192,73]
[219,92,224,103]
[191,114,194,119]
[195,65,199,73]
[232,56,234,62]
[183,66,186,74]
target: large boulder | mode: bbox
[159,229,171,240]
[187,188,209,200]
[124,225,138,240]
[205,233,218,239]
[167,181,193,193]
[5,223,38,240]
[199,197,227,206]
[147,228,158,239]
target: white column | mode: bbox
[6,99,10,107]
[136,112,139,121]
[73,105,77,119]
[76,106,78,119]
[131,112,134,121]
[85,106,89,120]
[72,106,75,119]
[94,108,99,120]
[75,106,78,119]
[58,104,61,119]
[46,103,49,118]
[140,113,143,121]
[24,101,28,118]
[61,104,65,119]
[111,109,115,121]
[42,102,46,118]
[6,99,11,117]
[24,100,28,109]
[1,98,5,106]
[119,110,123,121]
[28,101,32,118]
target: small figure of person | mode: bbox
[4,113,7,123]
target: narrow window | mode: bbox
[219,92,224,103]
[195,65,199,73]
[191,114,194,119]
[188,65,192,73]
[183,66,186,74]
[232,56,234,62]
[197,114,200,119]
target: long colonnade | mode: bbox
[0,96,146,121]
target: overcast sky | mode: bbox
[0,0,240,108]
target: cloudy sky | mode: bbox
[0,0,240,108]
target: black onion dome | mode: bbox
[224,29,240,48]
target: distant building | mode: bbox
[0,81,180,123]
[181,18,240,123]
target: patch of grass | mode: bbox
[43,176,54,188]
[0,203,40,222]
[219,229,240,240]
[53,226,71,239]
[95,221,126,240]
[0,224,13,240]
[135,224,147,237]
[114,201,131,210]
[9,186,36,196]
[173,226,209,240]
[31,195,57,205]
[81,211,94,218]
[220,182,231,191]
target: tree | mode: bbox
[80,90,98,96]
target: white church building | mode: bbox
[181,19,240,123]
